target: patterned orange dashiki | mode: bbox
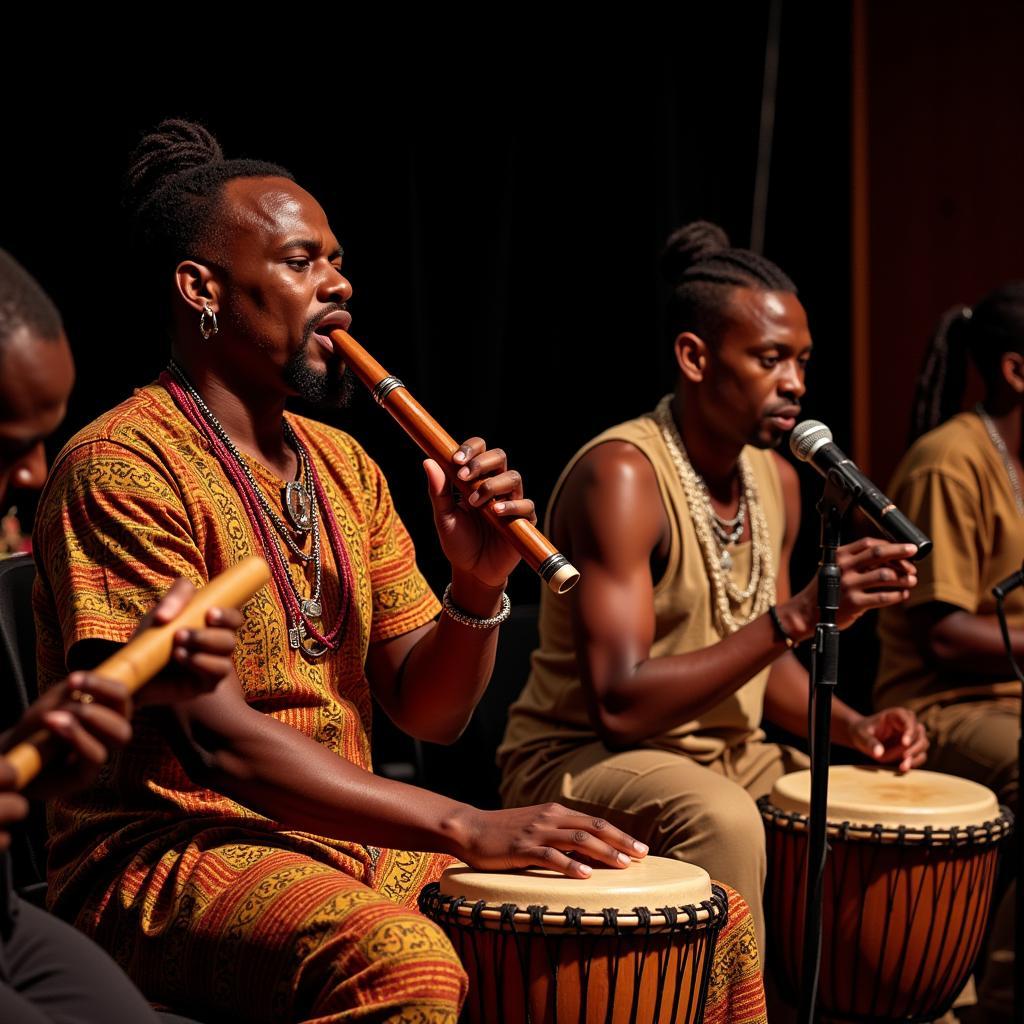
[31,381,469,1020]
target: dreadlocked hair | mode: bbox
[661,221,797,343]
[124,119,294,311]
[909,282,1024,442]
[0,248,62,352]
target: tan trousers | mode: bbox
[500,736,808,958]
[918,696,1019,810]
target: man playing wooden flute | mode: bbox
[30,120,663,1024]
[498,221,930,960]
[0,248,242,1021]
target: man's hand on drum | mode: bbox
[446,804,649,879]
[844,707,929,773]
[423,437,537,588]
[134,578,243,705]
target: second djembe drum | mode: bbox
[419,855,727,1023]
[760,765,1013,1022]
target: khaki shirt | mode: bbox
[876,411,1024,711]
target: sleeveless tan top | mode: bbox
[498,409,786,771]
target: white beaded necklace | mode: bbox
[654,395,776,634]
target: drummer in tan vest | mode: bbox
[498,222,928,957]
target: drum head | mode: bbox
[771,766,1001,829]
[438,855,711,913]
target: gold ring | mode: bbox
[69,689,95,705]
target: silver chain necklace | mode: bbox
[976,403,1024,517]
[709,491,747,547]
[168,361,325,621]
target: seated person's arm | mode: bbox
[131,654,646,878]
[910,601,1024,677]
[564,443,805,748]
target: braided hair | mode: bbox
[0,248,62,352]
[660,221,797,343]
[124,119,294,311]
[909,282,1024,442]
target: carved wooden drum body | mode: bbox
[419,855,727,1023]
[760,766,1013,1022]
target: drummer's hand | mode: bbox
[423,438,537,589]
[784,539,918,641]
[445,804,649,879]
[0,673,133,801]
[846,708,929,773]
[132,579,243,706]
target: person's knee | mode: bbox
[320,911,468,1018]
[691,790,763,846]
[659,789,766,872]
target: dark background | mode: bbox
[2,2,1021,745]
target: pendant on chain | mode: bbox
[283,481,313,533]
[288,618,330,658]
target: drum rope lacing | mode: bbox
[419,883,728,1023]
[759,797,1014,1022]
[756,796,1013,845]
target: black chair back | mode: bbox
[0,554,48,901]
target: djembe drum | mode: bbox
[760,766,1013,1022]
[418,856,727,1023]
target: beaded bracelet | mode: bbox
[441,583,512,629]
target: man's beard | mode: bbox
[283,346,356,409]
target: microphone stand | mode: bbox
[798,470,855,1024]
[993,585,1024,1024]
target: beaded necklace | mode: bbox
[162,366,354,658]
[653,395,775,634]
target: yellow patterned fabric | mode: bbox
[704,885,767,1024]
[31,382,466,1021]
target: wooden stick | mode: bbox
[331,329,579,594]
[4,556,270,789]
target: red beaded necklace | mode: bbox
[162,369,354,657]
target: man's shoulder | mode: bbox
[55,383,179,466]
[567,415,663,486]
[894,413,989,489]
[586,411,663,450]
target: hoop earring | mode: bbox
[199,303,219,340]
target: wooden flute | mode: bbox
[330,329,579,595]
[3,556,271,789]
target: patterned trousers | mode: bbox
[72,838,467,1024]
[63,833,766,1023]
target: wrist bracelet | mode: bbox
[769,605,797,649]
[441,583,511,629]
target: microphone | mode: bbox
[993,565,1024,601]
[790,421,932,560]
